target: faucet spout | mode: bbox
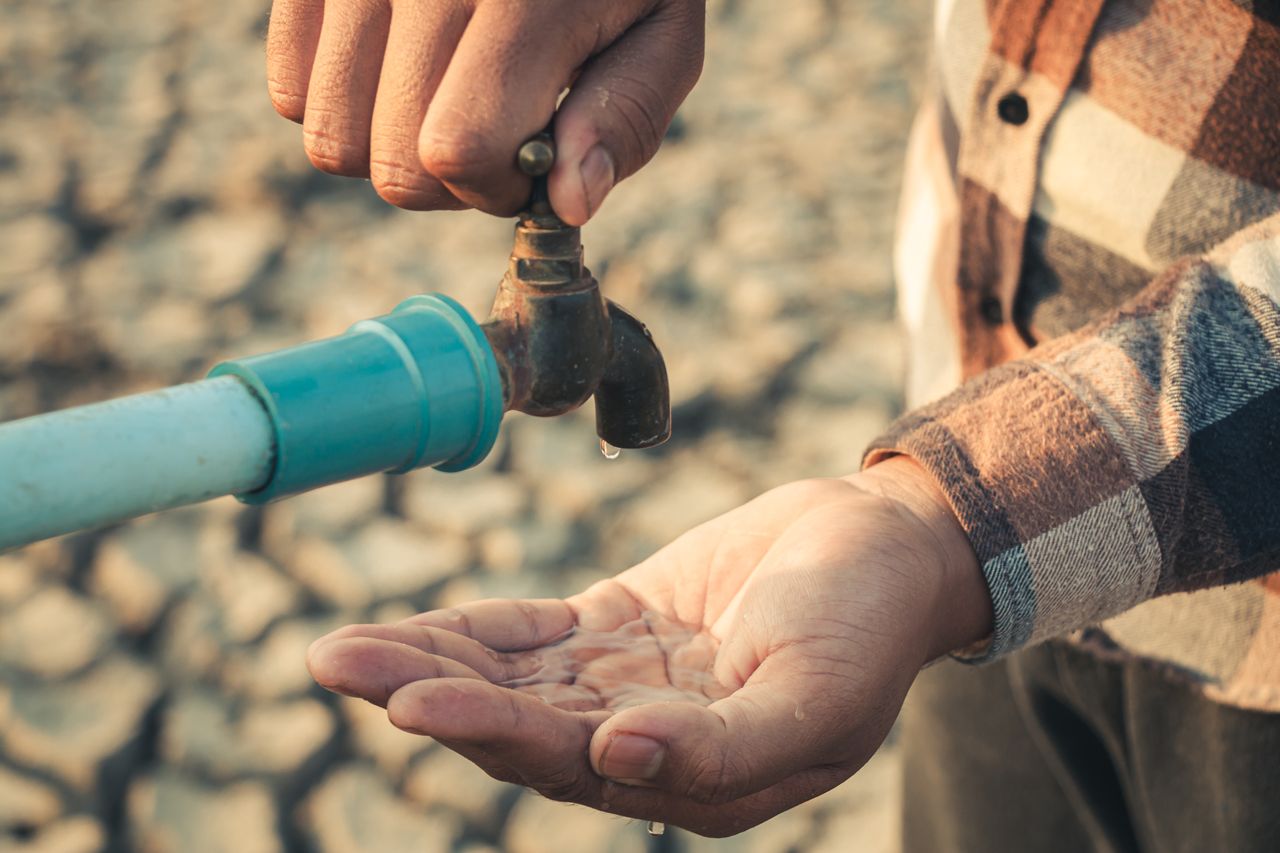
[595,302,671,449]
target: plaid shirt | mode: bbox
[866,0,1280,711]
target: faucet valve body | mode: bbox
[481,137,671,449]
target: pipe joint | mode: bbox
[210,293,503,503]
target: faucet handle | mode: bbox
[516,134,559,221]
[517,134,555,177]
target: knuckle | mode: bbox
[419,128,501,186]
[503,686,528,734]
[303,124,369,177]
[408,625,439,655]
[374,184,423,209]
[267,82,307,122]
[601,80,672,174]
[444,607,475,637]
[421,606,480,637]
[512,600,543,647]
[617,83,668,147]
[369,159,445,210]
[422,655,449,680]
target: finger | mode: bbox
[596,765,849,838]
[550,2,705,225]
[588,656,867,804]
[392,681,845,837]
[368,0,469,209]
[418,1,637,214]
[303,0,391,177]
[387,678,611,804]
[404,599,576,652]
[307,636,487,706]
[266,0,325,121]
[309,622,540,683]
[389,679,849,837]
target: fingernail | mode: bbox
[579,145,615,219]
[600,733,664,782]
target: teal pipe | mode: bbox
[211,293,503,501]
[0,376,273,550]
[0,294,504,551]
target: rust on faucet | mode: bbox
[480,134,672,449]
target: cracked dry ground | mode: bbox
[0,0,932,850]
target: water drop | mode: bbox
[647,821,666,837]
[794,705,806,721]
[599,439,621,460]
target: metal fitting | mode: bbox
[480,135,671,449]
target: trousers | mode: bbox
[900,641,1280,852]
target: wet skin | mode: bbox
[307,457,990,837]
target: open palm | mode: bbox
[307,459,986,836]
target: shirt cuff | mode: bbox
[863,359,1160,663]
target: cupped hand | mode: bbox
[307,457,990,836]
[266,0,705,223]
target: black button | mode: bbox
[980,296,1004,325]
[996,92,1029,125]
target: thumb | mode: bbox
[549,2,705,226]
[588,667,854,805]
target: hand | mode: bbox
[306,457,990,836]
[266,0,706,223]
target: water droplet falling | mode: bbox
[647,821,666,837]
[600,439,621,460]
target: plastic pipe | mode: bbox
[0,293,504,551]
[0,376,274,550]
[211,293,503,501]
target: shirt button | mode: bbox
[980,295,1004,325]
[996,92,1029,125]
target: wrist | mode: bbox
[855,455,992,660]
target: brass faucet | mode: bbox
[480,135,672,449]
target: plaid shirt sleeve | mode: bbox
[865,213,1280,662]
